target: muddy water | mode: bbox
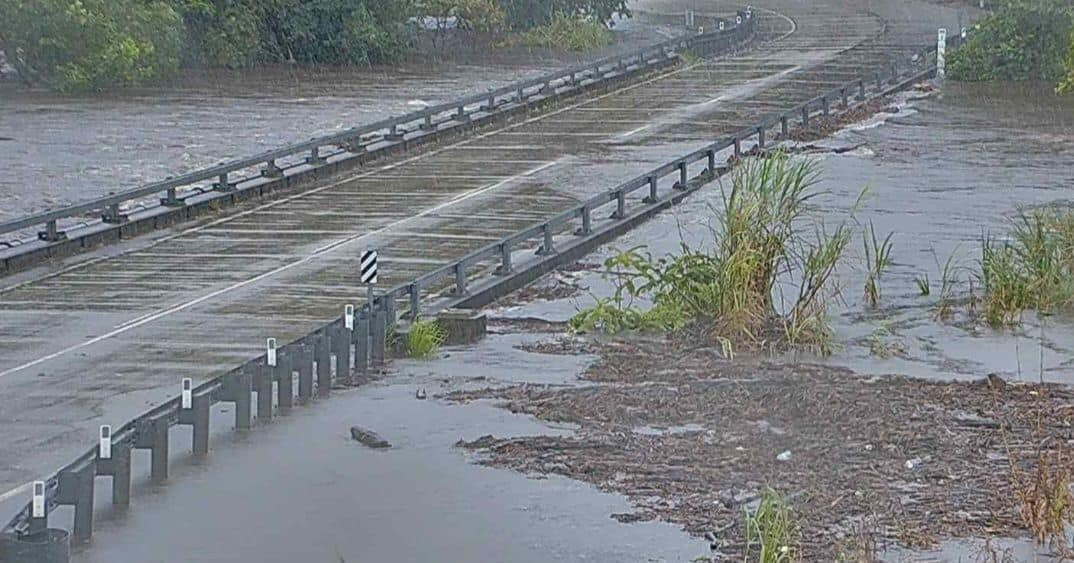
[499,80,1074,383]
[0,15,678,223]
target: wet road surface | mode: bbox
[0,0,968,550]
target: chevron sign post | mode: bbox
[360,250,378,285]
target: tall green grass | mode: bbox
[570,152,853,355]
[743,489,800,563]
[407,319,446,359]
[507,13,614,51]
[979,208,1074,326]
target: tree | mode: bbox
[496,0,630,30]
[949,0,1073,83]
[1061,29,1074,93]
[0,0,183,92]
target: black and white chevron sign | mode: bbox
[360,250,378,284]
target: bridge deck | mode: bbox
[0,0,961,500]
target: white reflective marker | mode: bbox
[99,425,112,459]
[736,15,742,24]
[345,305,355,331]
[267,338,277,367]
[937,28,947,79]
[31,481,45,518]
[961,26,967,39]
[719,21,725,31]
[181,378,193,409]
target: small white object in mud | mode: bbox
[407,99,430,109]
[776,450,792,462]
[415,387,427,400]
[865,444,874,451]
[905,457,922,470]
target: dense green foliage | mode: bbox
[1062,30,1074,92]
[949,0,1073,85]
[0,0,630,91]
[0,0,183,92]
[507,13,614,51]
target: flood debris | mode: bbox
[349,426,392,449]
[450,336,1074,559]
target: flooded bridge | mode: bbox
[0,0,966,559]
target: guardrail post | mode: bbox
[858,79,866,100]
[841,87,849,107]
[821,95,830,116]
[937,28,947,79]
[255,362,273,423]
[213,172,232,192]
[757,126,766,149]
[454,263,468,295]
[407,283,422,317]
[134,417,169,485]
[495,243,513,275]
[612,191,626,219]
[38,220,65,242]
[297,344,314,403]
[889,63,899,84]
[225,368,253,430]
[355,309,369,375]
[315,331,331,397]
[371,303,386,367]
[307,146,327,166]
[576,206,592,235]
[160,187,183,207]
[276,349,294,413]
[733,137,742,158]
[177,379,211,456]
[95,427,132,509]
[780,115,790,138]
[706,150,717,176]
[101,203,127,224]
[537,224,556,255]
[801,105,810,127]
[456,105,468,122]
[516,86,525,101]
[676,162,688,189]
[334,323,352,385]
[644,176,658,203]
[875,71,883,92]
[56,465,95,542]
[262,160,283,178]
[27,482,47,534]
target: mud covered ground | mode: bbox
[449,330,1074,560]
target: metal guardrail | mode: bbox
[1,20,966,563]
[0,11,755,248]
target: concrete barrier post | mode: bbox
[335,324,352,384]
[537,224,556,255]
[177,384,210,456]
[757,126,766,148]
[676,162,688,189]
[780,115,789,137]
[229,368,253,431]
[644,176,658,203]
[613,190,626,219]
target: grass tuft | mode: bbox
[742,488,800,563]
[505,14,614,51]
[862,221,894,307]
[407,318,446,359]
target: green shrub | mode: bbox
[407,319,446,359]
[0,0,183,92]
[497,0,629,29]
[949,0,1073,84]
[1061,29,1074,93]
[508,13,614,51]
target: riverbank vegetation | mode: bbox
[948,0,1074,93]
[569,153,853,356]
[0,0,630,92]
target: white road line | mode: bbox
[620,125,650,138]
[0,161,556,380]
[0,482,30,504]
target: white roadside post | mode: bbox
[266,337,277,367]
[937,28,947,79]
[31,481,45,519]
[99,425,112,459]
[181,378,193,409]
[345,304,355,331]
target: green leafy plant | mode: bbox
[949,0,1073,88]
[506,12,614,51]
[862,222,894,307]
[407,318,446,359]
[743,488,800,563]
[571,152,854,355]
